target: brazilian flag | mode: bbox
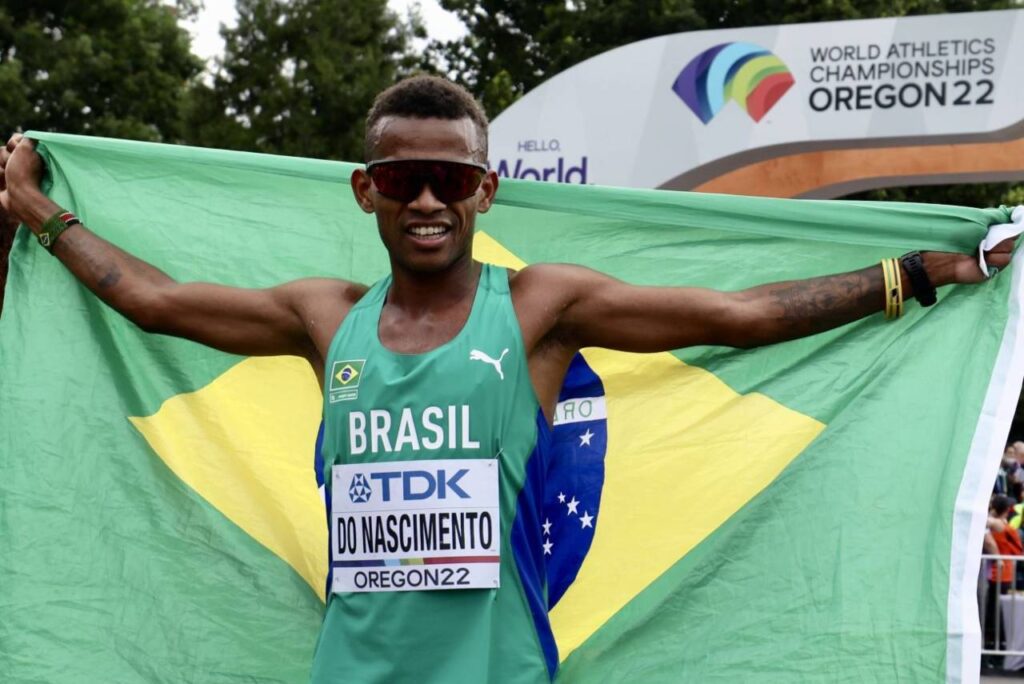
[1,132,1021,682]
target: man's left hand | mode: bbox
[953,236,1016,284]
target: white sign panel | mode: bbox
[330,459,500,593]
[489,10,1024,192]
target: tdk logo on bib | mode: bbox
[350,469,470,503]
[348,474,372,503]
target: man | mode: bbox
[0,75,1014,682]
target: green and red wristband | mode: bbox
[38,210,80,252]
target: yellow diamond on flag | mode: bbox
[128,231,824,659]
[470,231,825,658]
[129,355,327,600]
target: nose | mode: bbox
[407,181,446,213]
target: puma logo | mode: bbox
[469,348,509,380]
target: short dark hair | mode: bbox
[992,494,1015,516]
[364,75,489,162]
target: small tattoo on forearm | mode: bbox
[98,267,122,289]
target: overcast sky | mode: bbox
[182,0,467,64]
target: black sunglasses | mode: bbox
[366,159,488,205]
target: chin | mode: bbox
[397,251,463,275]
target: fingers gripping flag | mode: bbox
[2,132,1023,683]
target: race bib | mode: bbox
[330,458,500,593]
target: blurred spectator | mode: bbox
[1009,442,1024,505]
[986,495,1023,663]
[995,445,1018,496]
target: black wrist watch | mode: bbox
[900,251,937,307]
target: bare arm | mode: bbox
[1,135,359,361]
[985,530,999,554]
[540,241,1011,353]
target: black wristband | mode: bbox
[900,251,937,307]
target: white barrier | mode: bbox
[979,553,1024,669]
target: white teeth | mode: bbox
[409,226,447,237]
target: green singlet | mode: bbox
[312,264,559,683]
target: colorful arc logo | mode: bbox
[672,42,795,124]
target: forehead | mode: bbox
[370,116,483,163]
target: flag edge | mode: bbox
[947,251,1024,684]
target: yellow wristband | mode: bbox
[881,258,904,320]
[881,258,893,319]
[893,258,904,318]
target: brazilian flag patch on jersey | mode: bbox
[329,360,365,403]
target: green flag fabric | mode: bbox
[1,131,1022,683]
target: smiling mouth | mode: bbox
[406,225,451,241]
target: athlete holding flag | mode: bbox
[0,75,1015,682]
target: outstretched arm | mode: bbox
[0,134,360,363]
[540,242,1012,353]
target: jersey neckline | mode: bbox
[371,263,490,359]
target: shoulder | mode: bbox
[280,277,370,332]
[279,277,369,307]
[508,263,625,325]
[280,278,372,359]
[505,263,614,355]
[508,262,602,302]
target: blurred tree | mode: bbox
[1004,186,1024,207]
[0,0,200,312]
[691,0,1016,28]
[847,182,1024,207]
[431,0,705,118]
[185,0,424,162]
[0,0,202,140]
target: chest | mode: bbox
[322,277,534,468]
[376,300,475,354]
[330,345,514,457]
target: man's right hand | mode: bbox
[0,132,46,231]
[0,133,24,230]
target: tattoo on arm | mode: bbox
[762,266,882,341]
[97,266,122,289]
[55,230,125,290]
[51,223,171,316]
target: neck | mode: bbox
[387,256,481,314]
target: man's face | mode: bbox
[351,116,498,274]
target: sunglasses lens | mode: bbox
[433,162,485,204]
[369,163,421,203]
[370,161,484,204]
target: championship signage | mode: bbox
[489,10,1024,198]
[330,459,500,592]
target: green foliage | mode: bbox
[184,0,423,162]
[0,0,202,141]
[432,0,705,117]
[1002,185,1024,208]
[693,0,1016,28]
[849,182,1024,207]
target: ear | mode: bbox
[350,168,375,214]
[476,170,499,214]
